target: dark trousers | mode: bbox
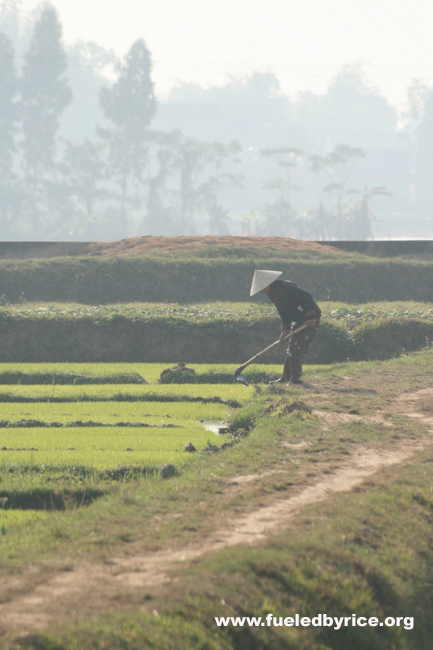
[284,319,320,380]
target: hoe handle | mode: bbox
[234,321,314,376]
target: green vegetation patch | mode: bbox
[0,383,251,402]
[0,302,432,364]
[0,509,48,536]
[2,299,433,323]
[353,317,433,360]
[0,369,254,517]
[1,255,432,303]
[0,424,227,470]
[0,399,230,423]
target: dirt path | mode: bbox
[1,388,432,640]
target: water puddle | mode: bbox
[201,421,229,435]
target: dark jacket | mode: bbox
[267,280,321,330]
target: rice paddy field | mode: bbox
[0,363,261,534]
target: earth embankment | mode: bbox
[1,256,432,304]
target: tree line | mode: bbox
[1,4,431,240]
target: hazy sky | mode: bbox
[17,0,433,108]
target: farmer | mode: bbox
[250,270,321,385]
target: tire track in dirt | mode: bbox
[1,389,432,638]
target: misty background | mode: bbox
[1,1,432,241]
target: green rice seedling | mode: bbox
[0,424,225,470]
[0,362,284,386]
[0,361,302,390]
[0,425,212,450]
[0,399,230,423]
[0,362,161,385]
[0,383,254,403]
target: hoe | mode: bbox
[234,321,313,386]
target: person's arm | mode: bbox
[272,302,292,341]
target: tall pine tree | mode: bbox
[20,6,72,232]
[99,39,156,234]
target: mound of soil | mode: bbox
[158,362,197,384]
[87,236,346,257]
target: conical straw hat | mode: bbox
[250,269,282,296]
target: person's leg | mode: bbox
[286,319,320,385]
[288,356,303,384]
[268,356,291,384]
